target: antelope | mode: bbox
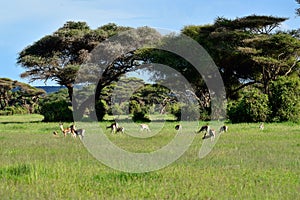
[259,123,264,130]
[70,124,85,139]
[197,125,216,140]
[116,126,125,134]
[175,124,182,131]
[106,122,119,134]
[219,125,228,133]
[59,123,75,137]
[140,124,150,132]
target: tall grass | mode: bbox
[0,115,299,199]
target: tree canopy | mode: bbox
[17,22,131,101]
[16,15,300,122]
[0,78,45,114]
[182,15,300,99]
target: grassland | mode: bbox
[0,114,299,199]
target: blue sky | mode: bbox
[1,0,299,86]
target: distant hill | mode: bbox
[35,86,66,94]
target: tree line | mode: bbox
[1,10,300,122]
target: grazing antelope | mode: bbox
[140,124,150,132]
[106,122,119,134]
[116,126,125,134]
[197,125,216,140]
[259,123,264,130]
[59,123,75,137]
[70,124,85,139]
[175,124,182,131]
[219,125,228,133]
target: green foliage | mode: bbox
[17,21,132,102]
[110,77,145,105]
[111,103,123,116]
[182,15,300,99]
[269,76,300,122]
[0,106,28,115]
[130,100,150,122]
[40,100,73,122]
[39,89,73,122]
[16,17,300,123]
[0,78,45,115]
[41,88,69,102]
[227,88,271,123]
[168,102,181,120]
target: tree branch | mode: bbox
[231,80,257,94]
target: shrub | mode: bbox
[39,89,73,122]
[130,100,150,122]
[40,100,73,122]
[0,106,28,115]
[169,103,181,121]
[227,88,271,123]
[111,103,123,116]
[269,76,300,122]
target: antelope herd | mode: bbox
[53,122,228,140]
[54,121,267,140]
[53,123,85,139]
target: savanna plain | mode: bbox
[0,114,299,199]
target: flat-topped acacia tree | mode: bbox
[17,21,131,103]
[182,15,300,98]
[17,22,163,120]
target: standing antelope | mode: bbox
[259,123,264,130]
[59,123,75,137]
[70,124,85,139]
[197,125,216,139]
[116,126,125,134]
[106,122,119,134]
[140,124,150,132]
[219,125,228,133]
[175,124,182,131]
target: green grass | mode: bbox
[0,115,299,199]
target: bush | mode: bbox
[130,100,150,122]
[40,100,73,122]
[39,89,73,122]
[169,103,181,121]
[269,76,300,122]
[111,103,123,116]
[0,106,28,115]
[227,88,271,123]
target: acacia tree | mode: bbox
[0,78,45,114]
[239,32,300,95]
[269,76,300,122]
[17,22,131,102]
[73,27,163,120]
[182,15,291,99]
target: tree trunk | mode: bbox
[73,83,105,120]
[66,84,73,102]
